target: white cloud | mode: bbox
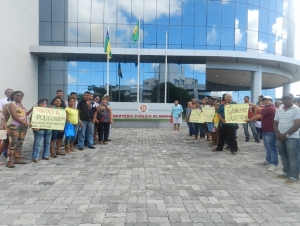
[69,61,77,67]
[188,64,206,73]
[258,40,268,53]
[207,27,217,44]
[235,19,243,45]
[247,9,259,50]
[68,74,77,84]
[125,78,137,85]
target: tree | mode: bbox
[87,85,126,102]
[150,82,192,108]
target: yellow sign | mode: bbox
[31,107,66,130]
[225,104,249,123]
[189,110,204,123]
[202,107,215,122]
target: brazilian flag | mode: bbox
[132,20,139,42]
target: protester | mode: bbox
[247,96,278,171]
[210,103,220,148]
[199,98,208,139]
[51,90,66,108]
[213,94,238,155]
[171,100,183,131]
[192,101,202,140]
[6,91,31,168]
[274,93,300,184]
[275,100,282,109]
[50,97,65,158]
[65,98,80,153]
[191,98,196,107]
[243,96,260,143]
[97,99,113,144]
[205,98,214,141]
[77,91,97,150]
[0,106,7,170]
[32,99,52,162]
[0,89,14,110]
[256,95,264,105]
[185,102,194,136]
[65,92,78,108]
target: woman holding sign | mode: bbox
[50,97,65,158]
[171,100,183,131]
[6,91,31,168]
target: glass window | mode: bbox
[259,8,269,32]
[247,30,258,50]
[267,34,276,53]
[194,27,206,46]
[144,0,156,25]
[52,22,65,42]
[182,0,194,25]
[78,23,91,42]
[207,1,221,27]
[40,22,51,42]
[269,0,277,12]
[260,0,269,9]
[182,26,194,47]
[248,6,259,31]
[258,32,268,52]
[268,11,277,35]
[221,28,234,47]
[282,39,287,56]
[91,24,103,43]
[91,0,104,23]
[275,38,283,55]
[235,3,248,30]
[248,0,259,6]
[235,28,247,49]
[277,0,284,15]
[195,0,206,26]
[157,26,169,45]
[143,25,157,47]
[236,0,247,3]
[67,0,77,22]
[52,0,65,22]
[222,2,235,27]
[207,27,221,46]
[66,23,77,42]
[155,0,169,25]
[169,26,181,45]
[51,71,65,84]
[78,0,91,23]
[39,0,51,21]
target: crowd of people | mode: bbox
[0,89,113,170]
[171,93,300,184]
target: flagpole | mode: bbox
[119,75,120,102]
[164,31,168,103]
[137,14,141,103]
[106,24,110,95]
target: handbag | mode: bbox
[65,122,75,138]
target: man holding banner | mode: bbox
[213,94,238,155]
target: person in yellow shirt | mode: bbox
[65,98,81,153]
[211,103,220,148]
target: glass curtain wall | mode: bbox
[39,0,295,57]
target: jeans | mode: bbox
[193,123,201,139]
[262,132,278,166]
[187,122,194,135]
[277,138,299,180]
[78,120,94,148]
[256,127,262,139]
[65,124,78,144]
[199,123,206,138]
[32,129,52,160]
[243,121,259,141]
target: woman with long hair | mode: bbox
[50,97,65,158]
[97,98,113,144]
[6,91,31,168]
[65,98,80,153]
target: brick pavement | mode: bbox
[1,128,300,225]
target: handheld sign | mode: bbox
[225,104,249,123]
[0,130,7,140]
[31,107,66,130]
[189,110,204,123]
[202,107,215,122]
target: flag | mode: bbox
[132,20,139,42]
[118,63,123,79]
[104,31,112,59]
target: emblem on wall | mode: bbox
[138,104,149,113]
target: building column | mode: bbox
[282,82,291,95]
[251,65,262,103]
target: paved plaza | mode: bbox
[1,127,300,226]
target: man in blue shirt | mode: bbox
[171,100,183,131]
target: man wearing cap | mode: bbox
[247,96,278,171]
[273,93,300,184]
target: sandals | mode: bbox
[56,152,66,156]
[103,142,108,145]
[14,161,27,164]
[33,159,39,163]
[42,157,50,160]
[51,154,57,158]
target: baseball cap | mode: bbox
[282,93,294,98]
[262,96,273,100]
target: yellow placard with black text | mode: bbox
[202,107,215,122]
[225,104,249,123]
[31,107,66,130]
[189,110,204,123]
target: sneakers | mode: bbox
[276,174,289,179]
[285,179,299,185]
[267,165,277,171]
[259,160,269,165]
[78,147,84,151]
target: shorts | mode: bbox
[206,122,214,132]
[173,117,182,124]
[51,130,64,140]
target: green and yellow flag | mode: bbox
[104,31,112,59]
[132,20,139,42]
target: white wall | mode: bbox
[0,0,39,108]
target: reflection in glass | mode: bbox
[67,0,77,22]
[91,24,103,43]
[222,2,235,27]
[78,0,91,23]
[207,1,221,27]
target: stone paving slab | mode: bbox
[1,128,300,225]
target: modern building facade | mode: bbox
[1,0,300,106]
